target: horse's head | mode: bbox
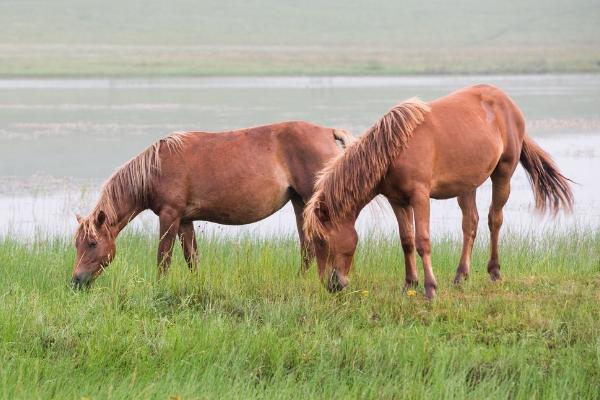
[72,211,116,288]
[309,201,358,292]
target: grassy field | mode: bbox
[0,229,599,399]
[0,0,599,76]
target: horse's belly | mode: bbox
[430,132,503,199]
[430,172,490,199]
[183,174,290,225]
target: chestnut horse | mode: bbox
[303,85,573,299]
[72,121,354,286]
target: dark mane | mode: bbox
[76,133,187,238]
[303,98,430,239]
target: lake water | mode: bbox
[1,75,599,240]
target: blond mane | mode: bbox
[76,133,187,239]
[303,98,430,239]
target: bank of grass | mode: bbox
[0,229,599,399]
[1,0,599,76]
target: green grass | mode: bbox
[1,0,599,76]
[1,229,599,399]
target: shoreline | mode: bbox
[1,73,599,90]
[1,71,600,81]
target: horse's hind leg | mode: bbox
[178,221,199,271]
[454,190,479,284]
[292,197,314,274]
[487,169,512,281]
[391,202,418,290]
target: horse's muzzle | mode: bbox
[327,269,348,293]
[70,273,92,290]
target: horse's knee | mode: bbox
[401,236,415,254]
[487,209,503,230]
[468,212,479,238]
[472,211,480,227]
[415,235,431,257]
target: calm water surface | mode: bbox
[1,75,599,239]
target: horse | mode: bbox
[71,121,354,287]
[303,84,574,299]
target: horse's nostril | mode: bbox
[71,275,84,289]
[327,269,347,293]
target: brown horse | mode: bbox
[71,121,354,286]
[303,85,573,299]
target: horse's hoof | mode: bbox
[453,272,468,285]
[402,280,419,293]
[489,271,502,282]
[425,284,437,300]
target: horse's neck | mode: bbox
[355,188,380,217]
[111,207,142,237]
[99,194,143,238]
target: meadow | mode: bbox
[1,0,599,76]
[2,1,599,398]
[1,229,599,399]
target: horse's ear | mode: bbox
[76,213,83,224]
[315,201,331,223]
[95,210,107,228]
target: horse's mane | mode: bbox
[77,133,187,239]
[303,98,430,239]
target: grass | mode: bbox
[0,229,599,399]
[0,0,599,76]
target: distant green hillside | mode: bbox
[0,0,598,76]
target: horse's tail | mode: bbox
[519,134,574,214]
[333,128,356,149]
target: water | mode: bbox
[1,75,599,239]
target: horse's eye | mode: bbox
[89,241,97,248]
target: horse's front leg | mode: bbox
[291,197,314,274]
[313,238,330,282]
[157,206,181,276]
[391,202,418,291]
[178,221,199,271]
[411,190,437,299]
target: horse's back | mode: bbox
[385,85,523,200]
[154,121,341,223]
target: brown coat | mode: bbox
[304,85,573,298]
[72,121,354,286]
